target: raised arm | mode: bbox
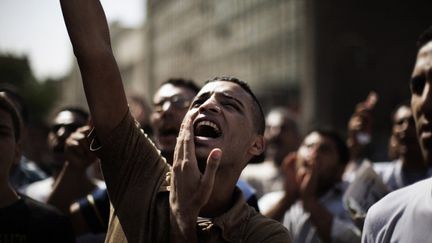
[60,0,128,140]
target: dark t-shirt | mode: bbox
[0,195,75,243]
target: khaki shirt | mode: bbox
[91,112,291,243]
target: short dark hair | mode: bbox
[0,85,29,125]
[417,26,432,50]
[308,128,350,166]
[161,78,200,94]
[0,93,22,142]
[205,76,265,135]
[267,107,300,135]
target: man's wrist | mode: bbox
[170,209,198,242]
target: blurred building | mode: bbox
[146,0,302,110]
[305,0,432,159]
[59,23,150,109]
[60,0,303,113]
[59,0,432,160]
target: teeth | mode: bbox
[197,121,221,135]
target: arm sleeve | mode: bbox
[89,111,170,241]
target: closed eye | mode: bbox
[222,102,239,110]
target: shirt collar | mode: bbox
[164,171,253,242]
[197,188,252,242]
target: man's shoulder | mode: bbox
[369,177,432,214]
[363,178,432,242]
[19,195,66,220]
[365,178,432,227]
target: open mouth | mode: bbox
[194,120,222,139]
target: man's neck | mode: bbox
[199,176,238,218]
[401,154,427,172]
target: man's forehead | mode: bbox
[303,132,334,147]
[154,83,195,101]
[414,42,432,72]
[395,106,412,120]
[198,81,251,100]
[54,111,85,125]
[303,132,322,144]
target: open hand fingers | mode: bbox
[182,116,196,167]
[174,112,198,169]
[282,152,297,176]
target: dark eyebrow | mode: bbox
[220,92,245,109]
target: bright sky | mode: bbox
[0,0,145,80]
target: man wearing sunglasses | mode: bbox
[20,107,104,203]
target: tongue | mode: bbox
[195,125,218,138]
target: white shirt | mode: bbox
[20,176,106,203]
[240,160,283,199]
[373,159,432,191]
[362,178,432,243]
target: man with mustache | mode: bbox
[21,107,103,203]
[59,0,291,242]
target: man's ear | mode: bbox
[248,135,265,156]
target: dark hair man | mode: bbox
[151,78,199,161]
[373,102,430,191]
[259,129,361,243]
[59,0,291,242]
[0,93,75,242]
[20,107,103,203]
[362,26,432,242]
[0,86,48,188]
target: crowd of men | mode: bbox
[1,0,432,242]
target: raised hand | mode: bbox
[64,125,98,171]
[297,156,319,205]
[348,92,378,143]
[281,153,300,204]
[347,91,378,161]
[169,114,222,242]
[49,125,99,214]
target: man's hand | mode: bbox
[169,115,222,242]
[297,156,319,207]
[49,125,100,214]
[64,125,98,172]
[263,153,299,221]
[281,153,300,204]
[347,91,378,161]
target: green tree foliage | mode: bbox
[0,53,59,123]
